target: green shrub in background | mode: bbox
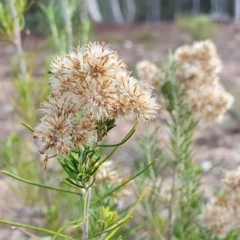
[134,40,235,239]
[38,0,93,54]
[175,14,218,41]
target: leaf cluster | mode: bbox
[58,147,101,189]
[0,0,32,41]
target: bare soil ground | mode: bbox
[1,23,240,239]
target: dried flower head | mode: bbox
[186,84,234,122]
[222,167,240,191]
[174,40,221,89]
[95,160,131,202]
[34,97,97,155]
[95,160,119,183]
[48,42,159,121]
[174,40,222,90]
[201,167,240,238]
[136,60,165,88]
[34,42,159,156]
[174,40,234,122]
[201,197,233,238]
[117,76,159,121]
[34,114,72,155]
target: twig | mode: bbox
[8,0,27,79]
[60,0,73,50]
[82,187,92,240]
[0,220,75,240]
[12,226,40,240]
[166,84,181,240]
[1,171,81,196]
[166,163,178,240]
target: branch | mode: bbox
[8,0,27,79]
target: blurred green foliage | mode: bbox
[176,14,218,41]
[0,0,32,41]
[38,0,93,53]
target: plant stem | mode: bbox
[13,227,40,240]
[166,163,178,240]
[60,0,73,50]
[8,0,27,79]
[1,171,81,196]
[82,187,92,240]
[166,82,181,240]
[0,220,75,239]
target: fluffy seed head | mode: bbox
[222,167,240,191]
[48,42,159,121]
[174,40,234,122]
[201,167,240,237]
[174,40,222,90]
[34,42,159,156]
[201,199,233,238]
[186,84,234,122]
[136,60,165,88]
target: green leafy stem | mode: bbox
[0,219,76,240]
[1,171,81,196]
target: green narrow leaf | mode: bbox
[1,171,81,196]
[92,159,157,206]
[0,219,76,240]
[20,121,34,132]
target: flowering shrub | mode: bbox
[34,42,158,160]
[1,42,159,239]
[0,12,237,238]
[134,40,235,239]
[137,40,233,123]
